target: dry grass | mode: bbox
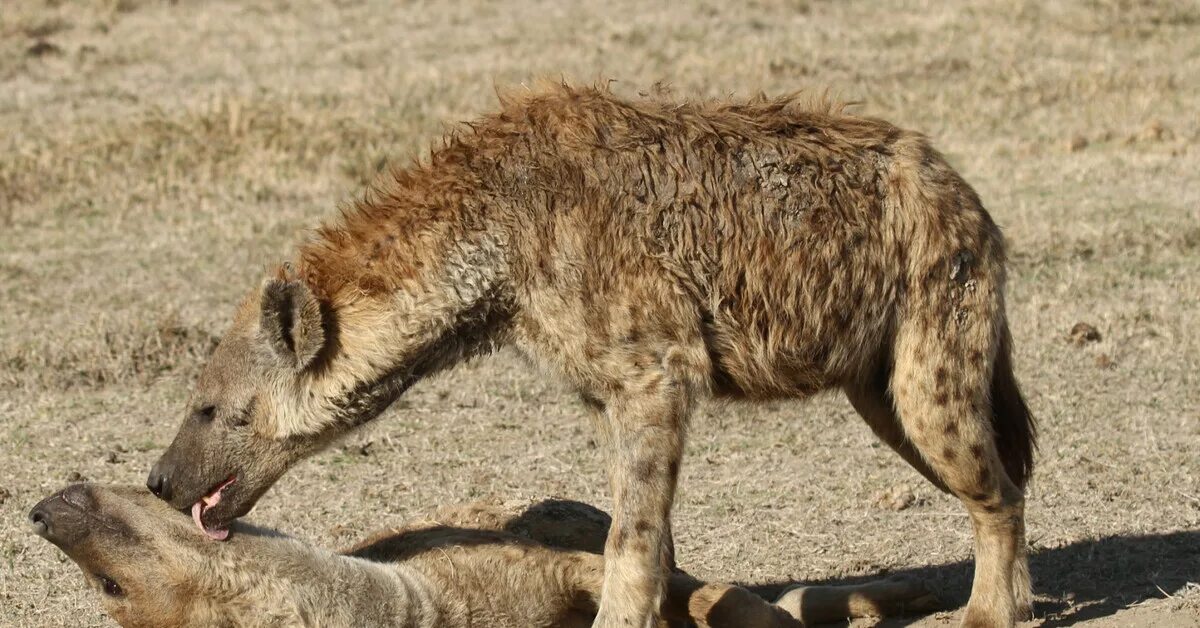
[1,0,1198,625]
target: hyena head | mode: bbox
[29,484,209,628]
[149,251,509,537]
[145,276,401,538]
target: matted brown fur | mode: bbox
[29,485,938,628]
[150,83,1036,628]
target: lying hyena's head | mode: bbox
[29,484,210,628]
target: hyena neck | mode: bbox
[295,143,518,311]
[293,159,518,427]
[204,533,442,628]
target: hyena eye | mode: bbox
[98,574,123,597]
[232,397,256,428]
[195,405,217,423]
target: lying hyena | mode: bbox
[29,484,937,627]
[147,84,1036,628]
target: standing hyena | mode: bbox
[148,84,1035,628]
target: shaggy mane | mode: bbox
[296,82,877,303]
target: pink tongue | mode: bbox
[191,487,230,541]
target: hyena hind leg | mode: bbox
[846,365,1032,619]
[845,374,949,493]
[889,323,1031,627]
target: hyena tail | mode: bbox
[991,322,1036,490]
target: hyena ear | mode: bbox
[259,279,327,370]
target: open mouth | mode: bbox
[191,476,236,541]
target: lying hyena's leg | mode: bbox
[574,556,800,628]
[661,573,937,627]
[889,313,1028,628]
[593,368,692,628]
[772,576,941,625]
[663,575,801,628]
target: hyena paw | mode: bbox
[960,604,1016,628]
[591,608,654,628]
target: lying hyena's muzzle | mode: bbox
[29,483,97,550]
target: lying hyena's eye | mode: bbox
[98,574,123,597]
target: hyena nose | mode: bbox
[28,507,50,537]
[146,465,172,501]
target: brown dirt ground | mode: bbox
[1,0,1198,626]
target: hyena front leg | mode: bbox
[592,372,691,628]
[583,393,680,574]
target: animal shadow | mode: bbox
[742,529,1200,626]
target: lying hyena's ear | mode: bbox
[260,279,326,370]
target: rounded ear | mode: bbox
[259,279,327,370]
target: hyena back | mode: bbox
[150,84,1035,628]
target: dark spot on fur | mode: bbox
[934,392,949,406]
[968,350,984,366]
[977,467,991,485]
[520,314,543,342]
[668,458,680,480]
[944,423,959,436]
[942,447,956,462]
[951,250,975,284]
[970,444,985,459]
[580,392,605,413]
[371,234,397,259]
[935,367,948,387]
[636,458,656,482]
[634,519,654,535]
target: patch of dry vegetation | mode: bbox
[0,314,217,391]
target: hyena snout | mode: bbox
[146,459,174,501]
[147,442,231,512]
[29,484,95,548]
